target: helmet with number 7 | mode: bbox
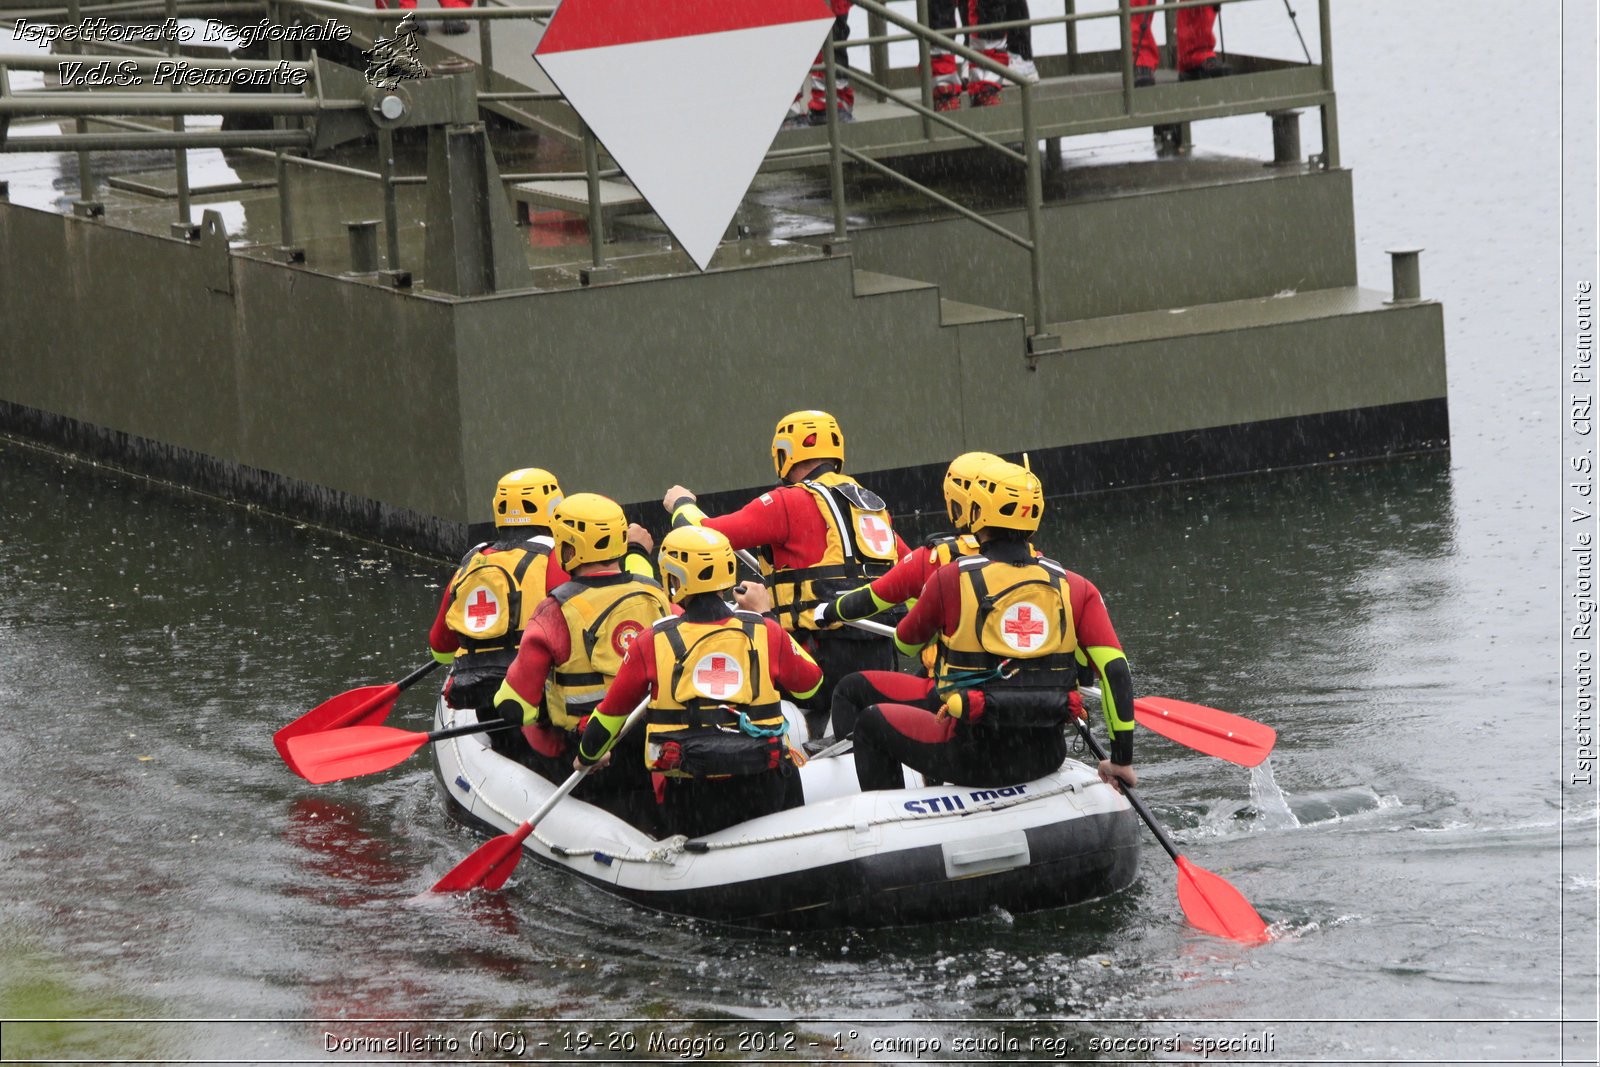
[942,451,1001,529]
[966,459,1044,534]
[550,493,629,567]
[494,467,563,529]
[771,410,844,481]
[658,526,739,603]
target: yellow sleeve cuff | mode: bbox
[894,634,927,659]
[431,647,455,666]
[577,710,623,762]
[493,679,540,725]
[670,502,707,528]
[1084,645,1133,731]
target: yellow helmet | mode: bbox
[550,493,629,567]
[943,451,1001,529]
[494,467,563,529]
[771,410,844,481]
[658,526,739,603]
[967,459,1044,534]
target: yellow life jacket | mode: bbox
[643,613,789,778]
[935,553,1079,726]
[443,536,552,656]
[765,471,900,632]
[919,535,1016,673]
[545,573,671,731]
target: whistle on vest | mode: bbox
[940,690,986,722]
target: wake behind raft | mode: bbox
[429,697,1142,930]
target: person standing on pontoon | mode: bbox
[662,409,909,740]
[574,527,823,839]
[492,493,670,831]
[1130,0,1231,85]
[374,0,472,35]
[850,458,1138,794]
[427,468,569,762]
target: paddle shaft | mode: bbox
[398,658,444,692]
[346,659,443,723]
[1073,718,1179,863]
[517,697,653,836]
[428,717,516,744]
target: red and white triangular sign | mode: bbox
[536,0,836,270]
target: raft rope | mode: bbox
[441,722,1090,866]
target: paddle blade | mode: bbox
[284,725,431,784]
[273,683,400,764]
[431,824,532,893]
[1134,697,1277,767]
[1174,855,1270,943]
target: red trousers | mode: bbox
[806,0,856,113]
[378,0,471,11]
[1131,0,1217,72]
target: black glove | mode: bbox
[813,598,841,626]
[495,697,527,730]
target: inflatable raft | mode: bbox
[430,698,1141,930]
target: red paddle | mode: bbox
[285,718,507,784]
[1075,719,1270,943]
[431,698,651,893]
[1086,688,1277,767]
[273,660,443,766]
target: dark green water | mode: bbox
[0,439,1589,1063]
[1,0,1595,1063]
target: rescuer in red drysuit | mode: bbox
[812,450,993,738]
[850,459,1137,793]
[811,450,1080,740]
[428,468,570,762]
[577,527,824,839]
[491,494,668,831]
[663,410,909,740]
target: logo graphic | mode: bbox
[1000,603,1048,652]
[363,14,429,89]
[692,653,745,699]
[611,619,645,657]
[533,0,835,270]
[857,513,892,556]
[464,586,502,632]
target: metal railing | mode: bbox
[796,0,1333,343]
[0,0,1335,323]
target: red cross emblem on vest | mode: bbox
[611,619,644,658]
[694,653,743,698]
[1001,603,1048,650]
[858,513,891,556]
[465,587,500,631]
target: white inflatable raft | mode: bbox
[430,698,1140,929]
